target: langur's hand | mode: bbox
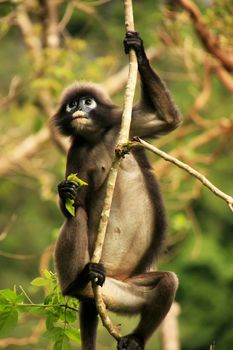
[58,180,79,203]
[123,31,143,55]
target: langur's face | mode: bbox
[65,96,98,133]
[54,94,103,138]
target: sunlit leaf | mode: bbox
[31,277,47,287]
[67,173,88,187]
[43,270,54,279]
[65,198,75,217]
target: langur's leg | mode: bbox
[79,299,99,350]
[54,207,90,295]
[129,272,178,345]
[100,271,178,350]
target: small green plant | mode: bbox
[0,270,80,349]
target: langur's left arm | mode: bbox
[124,31,181,138]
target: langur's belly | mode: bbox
[97,155,155,277]
[101,218,154,278]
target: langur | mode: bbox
[53,31,181,350]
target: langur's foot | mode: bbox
[86,262,106,287]
[117,334,144,350]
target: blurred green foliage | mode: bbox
[0,1,232,349]
[0,271,80,348]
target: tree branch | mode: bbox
[0,76,22,111]
[189,59,212,128]
[131,137,233,212]
[160,302,181,350]
[0,128,50,177]
[91,0,138,341]
[58,2,74,33]
[15,1,68,155]
[213,63,233,93]
[38,0,60,48]
[15,4,42,65]
[176,0,233,71]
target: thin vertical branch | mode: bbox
[160,302,181,350]
[16,4,42,66]
[38,0,60,48]
[91,0,138,341]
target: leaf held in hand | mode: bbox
[65,198,75,217]
[65,173,88,217]
[67,173,88,187]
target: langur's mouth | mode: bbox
[72,111,88,120]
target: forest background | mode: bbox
[0,0,233,349]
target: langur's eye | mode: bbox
[83,98,97,109]
[66,101,78,112]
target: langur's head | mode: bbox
[53,82,120,140]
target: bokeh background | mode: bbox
[0,0,233,349]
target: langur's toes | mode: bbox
[117,334,144,350]
[87,262,106,287]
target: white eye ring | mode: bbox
[82,98,97,109]
[66,101,78,112]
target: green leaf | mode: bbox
[0,290,24,310]
[53,333,71,350]
[44,327,63,340]
[44,294,53,305]
[65,198,75,217]
[0,289,18,302]
[46,313,58,330]
[44,327,71,349]
[58,307,77,324]
[0,295,9,308]
[63,308,77,324]
[67,297,79,310]
[65,327,81,344]
[43,270,54,279]
[0,300,8,310]
[31,277,47,287]
[67,173,88,187]
[15,294,25,303]
[0,309,18,338]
